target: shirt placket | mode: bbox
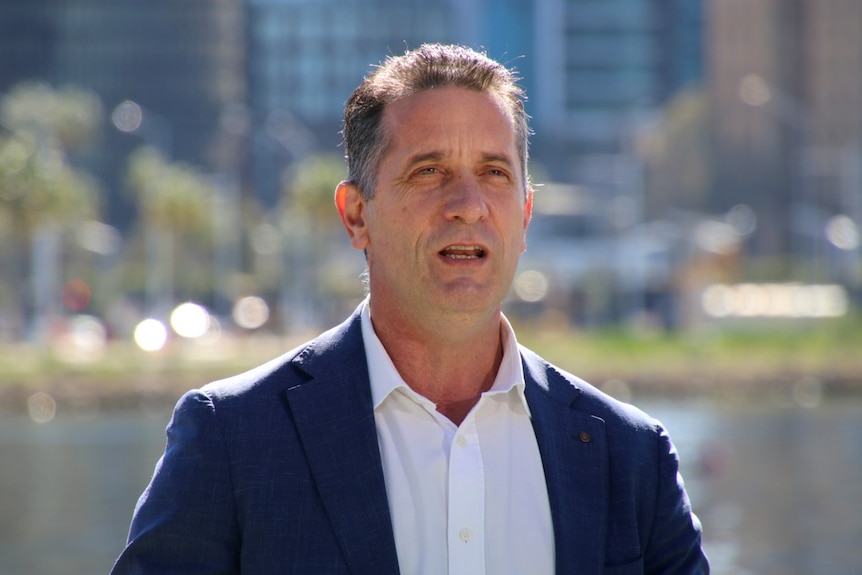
[446,412,485,575]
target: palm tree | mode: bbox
[278,153,348,330]
[0,83,101,341]
[125,146,212,317]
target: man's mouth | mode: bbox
[439,245,486,259]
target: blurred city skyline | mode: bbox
[1,0,861,343]
[1,0,707,223]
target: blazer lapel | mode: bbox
[285,316,400,575]
[523,349,609,575]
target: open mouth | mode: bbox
[439,244,486,260]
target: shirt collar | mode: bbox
[359,297,531,416]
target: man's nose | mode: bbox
[443,176,489,223]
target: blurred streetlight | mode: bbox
[233,295,270,330]
[133,318,168,352]
[825,215,860,252]
[170,302,211,339]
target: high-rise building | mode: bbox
[244,0,457,205]
[805,1,862,228]
[707,0,862,261]
[656,0,705,101]
[531,0,703,183]
[243,0,702,198]
[1,0,707,220]
[0,0,246,225]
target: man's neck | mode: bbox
[369,306,505,425]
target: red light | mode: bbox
[62,279,92,311]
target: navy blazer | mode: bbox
[112,311,708,574]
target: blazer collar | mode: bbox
[284,313,401,575]
[522,347,610,575]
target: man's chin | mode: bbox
[430,284,506,315]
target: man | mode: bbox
[112,44,708,574]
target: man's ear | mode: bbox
[521,188,534,252]
[335,180,370,250]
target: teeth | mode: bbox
[441,245,484,259]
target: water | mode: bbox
[0,412,168,575]
[644,398,862,575]
[1,398,860,575]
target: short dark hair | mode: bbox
[342,43,531,199]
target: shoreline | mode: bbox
[4,364,859,418]
[3,326,861,416]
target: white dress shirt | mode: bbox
[361,300,554,575]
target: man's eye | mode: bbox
[414,167,439,176]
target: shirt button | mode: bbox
[455,435,467,447]
[459,528,472,542]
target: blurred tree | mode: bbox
[124,146,213,315]
[0,133,99,234]
[126,146,210,231]
[285,153,346,224]
[642,88,711,218]
[278,153,347,330]
[1,82,102,151]
[0,83,102,341]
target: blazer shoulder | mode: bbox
[198,312,363,406]
[198,340,308,403]
[520,344,658,434]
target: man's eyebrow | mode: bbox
[480,153,516,168]
[405,152,515,165]
[404,151,446,167]
[400,151,517,174]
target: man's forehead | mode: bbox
[384,86,513,123]
[381,88,516,144]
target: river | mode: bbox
[1,396,860,574]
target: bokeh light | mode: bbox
[694,220,741,255]
[791,376,824,409]
[68,315,108,355]
[197,315,223,345]
[702,283,848,318]
[62,279,92,312]
[27,392,57,424]
[170,302,211,338]
[77,220,122,255]
[250,223,282,255]
[514,270,550,303]
[739,73,772,107]
[134,318,168,351]
[232,296,270,330]
[825,214,859,251]
[726,204,757,236]
[111,99,143,133]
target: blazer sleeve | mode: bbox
[111,389,241,575]
[643,422,709,575]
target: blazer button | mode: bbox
[579,431,591,443]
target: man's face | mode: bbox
[337,86,532,320]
